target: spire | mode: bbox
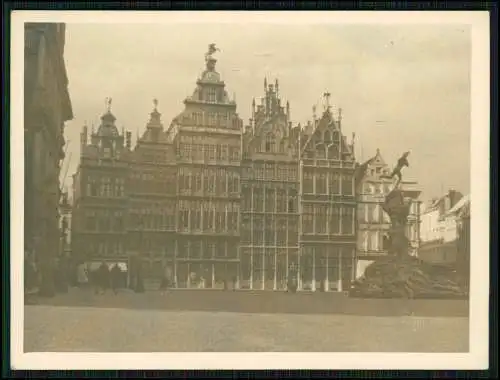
[275,78,279,96]
[264,77,267,91]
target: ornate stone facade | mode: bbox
[72,47,406,292]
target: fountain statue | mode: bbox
[350,151,467,299]
[381,151,412,258]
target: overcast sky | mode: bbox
[61,22,471,201]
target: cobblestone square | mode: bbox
[24,305,469,352]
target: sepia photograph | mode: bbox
[11,10,489,370]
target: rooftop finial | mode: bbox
[106,97,112,112]
[323,91,331,111]
[153,98,158,111]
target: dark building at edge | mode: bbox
[24,23,73,296]
[71,47,419,292]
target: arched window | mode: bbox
[265,134,275,153]
[316,143,326,158]
[324,130,332,143]
[279,140,285,153]
[328,144,339,160]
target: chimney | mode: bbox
[126,131,132,150]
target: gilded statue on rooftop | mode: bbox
[205,43,220,62]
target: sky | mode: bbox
[61,22,471,201]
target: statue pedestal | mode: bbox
[382,189,411,258]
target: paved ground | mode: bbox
[24,305,469,353]
[26,288,469,317]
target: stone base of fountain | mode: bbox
[350,188,467,299]
[349,255,467,299]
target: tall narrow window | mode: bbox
[342,207,354,235]
[265,134,275,153]
[316,144,326,159]
[303,205,314,233]
[316,205,327,234]
[207,88,217,103]
[254,187,263,212]
[329,205,340,234]
[342,175,353,196]
[194,204,202,231]
[86,211,96,231]
[221,145,228,160]
[202,203,212,231]
[316,172,327,194]
[193,170,202,193]
[328,173,340,195]
[208,112,217,126]
[303,171,314,194]
[264,188,274,212]
[254,217,264,245]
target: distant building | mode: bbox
[419,189,465,265]
[59,191,72,259]
[24,23,73,296]
[354,149,421,278]
[453,195,470,290]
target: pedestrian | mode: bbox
[159,266,170,296]
[110,264,122,295]
[95,262,110,295]
[77,262,89,290]
[232,275,237,291]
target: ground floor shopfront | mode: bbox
[90,243,356,292]
[162,244,355,292]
